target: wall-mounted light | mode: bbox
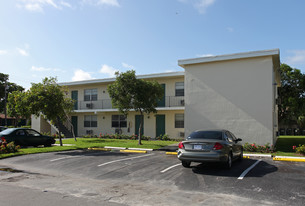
[103,116,105,119]
[147,116,150,119]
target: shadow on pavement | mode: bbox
[191,159,278,178]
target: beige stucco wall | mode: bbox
[184,56,276,145]
[31,115,51,134]
[72,110,184,139]
[66,77,184,102]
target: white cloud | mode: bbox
[197,54,213,57]
[72,69,94,81]
[17,0,73,12]
[60,1,72,8]
[81,0,120,7]
[122,62,135,70]
[31,66,64,72]
[286,50,305,65]
[0,50,8,55]
[99,64,119,77]
[98,0,119,6]
[227,27,234,32]
[179,0,216,14]
[17,48,29,56]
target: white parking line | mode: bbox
[97,154,154,167]
[50,156,79,162]
[160,163,181,173]
[238,159,262,180]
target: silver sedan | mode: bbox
[177,130,243,168]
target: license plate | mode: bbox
[193,144,203,150]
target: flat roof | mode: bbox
[178,49,280,67]
[59,71,184,86]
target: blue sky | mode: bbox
[1,0,305,89]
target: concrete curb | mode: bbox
[273,156,305,162]
[243,153,272,158]
[166,152,177,155]
[104,146,127,150]
[53,144,76,146]
[128,148,153,151]
[120,150,147,154]
[88,148,111,151]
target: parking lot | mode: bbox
[1,150,305,205]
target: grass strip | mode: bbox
[0,138,179,159]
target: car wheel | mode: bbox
[238,148,243,161]
[182,161,191,168]
[44,141,52,147]
[225,153,232,169]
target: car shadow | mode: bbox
[191,159,278,178]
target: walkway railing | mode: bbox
[75,96,184,110]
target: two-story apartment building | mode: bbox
[50,72,185,139]
[32,49,281,145]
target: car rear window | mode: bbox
[187,131,223,140]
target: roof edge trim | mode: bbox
[178,49,280,67]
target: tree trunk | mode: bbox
[138,112,143,145]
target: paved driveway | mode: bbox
[1,150,305,205]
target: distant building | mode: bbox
[0,114,26,127]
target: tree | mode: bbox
[28,77,74,123]
[7,91,31,127]
[0,73,24,113]
[108,70,164,145]
[278,64,305,128]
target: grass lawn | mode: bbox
[273,136,305,157]
[0,138,179,159]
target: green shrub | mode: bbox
[156,134,170,141]
[0,138,20,154]
[293,144,305,155]
[21,126,31,129]
[243,142,272,153]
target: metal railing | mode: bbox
[75,96,185,110]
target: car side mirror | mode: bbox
[236,138,242,142]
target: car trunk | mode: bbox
[183,139,223,152]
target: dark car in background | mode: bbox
[177,130,243,169]
[0,128,55,147]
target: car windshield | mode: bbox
[0,128,16,135]
[187,131,223,140]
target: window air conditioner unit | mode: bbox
[86,103,93,109]
[115,128,122,134]
[180,100,185,106]
[179,132,185,137]
[86,130,93,135]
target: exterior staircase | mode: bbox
[55,118,74,138]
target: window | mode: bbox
[175,82,184,96]
[84,115,97,127]
[84,89,97,101]
[175,114,184,128]
[112,115,127,128]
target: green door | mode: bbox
[156,115,165,138]
[71,91,78,110]
[157,84,166,107]
[71,116,78,137]
[135,115,144,136]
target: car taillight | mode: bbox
[178,142,184,149]
[213,142,223,150]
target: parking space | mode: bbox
[1,150,305,205]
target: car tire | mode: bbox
[225,153,232,169]
[238,148,243,161]
[44,141,52,147]
[182,161,191,168]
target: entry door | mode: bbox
[135,115,144,136]
[157,84,166,107]
[71,91,78,110]
[156,115,165,138]
[71,116,78,137]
